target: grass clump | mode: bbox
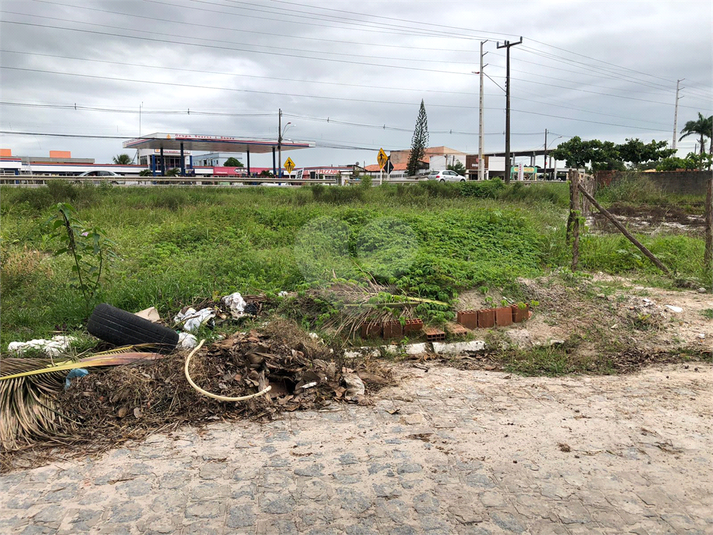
[596,172,703,212]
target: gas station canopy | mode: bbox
[123,133,314,153]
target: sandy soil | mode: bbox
[457,275,712,355]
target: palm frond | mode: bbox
[0,350,164,451]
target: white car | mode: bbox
[427,170,466,182]
[78,170,123,185]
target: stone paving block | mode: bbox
[260,493,296,515]
[226,504,256,529]
[1,364,712,535]
[489,509,527,533]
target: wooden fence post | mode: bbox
[705,172,712,284]
[567,170,581,270]
[578,184,671,277]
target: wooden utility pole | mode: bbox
[497,37,522,184]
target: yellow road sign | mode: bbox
[284,157,295,174]
[377,148,388,169]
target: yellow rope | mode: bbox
[184,339,272,402]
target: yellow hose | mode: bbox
[184,339,272,401]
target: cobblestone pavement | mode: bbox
[1,363,711,535]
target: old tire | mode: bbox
[87,303,178,352]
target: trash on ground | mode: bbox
[64,368,88,390]
[173,307,216,333]
[134,307,161,323]
[342,372,366,400]
[88,304,178,352]
[1,320,393,459]
[222,292,247,319]
[664,305,683,313]
[178,332,198,350]
[7,335,77,357]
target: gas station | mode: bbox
[123,133,315,177]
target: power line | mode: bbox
[1,48,682,127]
[0,20,472,76]
[0,66,681,132]
[0,49,476,97]
[0,11,473,67]
[488,73,705,111]
[282,112,543,136]
[525,39,675,84]
[29,0,475,53]
[189,0,482,41]
[0,65,478,109]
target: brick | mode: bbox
[383,321,403,340]
[495,306,513,327]
[456,310,477,330]
[477,309,495,328]
[424,328,445,342]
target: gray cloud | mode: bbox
[0,0,711,166]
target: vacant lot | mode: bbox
[1,179,708,348]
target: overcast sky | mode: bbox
[1,0,711,168]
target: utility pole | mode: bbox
[278,108,282,178]
[478,40,488,181]
[672,79,684,151]
[543,128,548,180]
[497,37,523,183]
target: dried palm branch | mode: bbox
[0,347,163,451]
[314,280,448,339]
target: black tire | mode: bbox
[87,303,178,353]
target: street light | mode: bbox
[277,108,293,178]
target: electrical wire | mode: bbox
[0,49,476,97]
[1,9,474,66]
[29,0,475,53]
[0,20,473,76]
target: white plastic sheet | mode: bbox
[173,307,216,333]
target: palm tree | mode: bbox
[112,153,132,165]
[679,112,713,156]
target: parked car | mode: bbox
[427,170,466,182]
[78,170,123,177]
[78,170,123,185]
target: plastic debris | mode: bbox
[664,305,683,313]
[173,308,215,333]
[342,372,366,400]
[222,292,247,319]
[7,335,77,357]
[65,368,89,390]
[178,332,198,350]
[278,291,289,297]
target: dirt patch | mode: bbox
[588,202,705,235]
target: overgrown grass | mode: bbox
[596,172,704,213]
[0,180,706,346]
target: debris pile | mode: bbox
[0,320,393,465]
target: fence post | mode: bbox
[571,170,581,271]
[705,172,712,284]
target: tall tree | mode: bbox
[549,136,598,169]
[224,157,243,167]
[679,112,713,158]
[112,154,132,165]
[618,138,676,168]
[407,100,429,177]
